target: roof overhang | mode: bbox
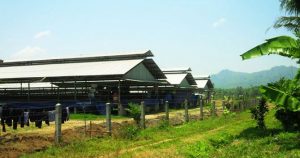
[1,50,154,67]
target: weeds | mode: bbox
[157,120,170,130]
[183,141,212,158]
[209,132,235,148]
[118,124,140,140]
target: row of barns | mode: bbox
[0,50,214,116]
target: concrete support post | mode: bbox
[199,95,204,120]
[55,103,62,144]
[184,99,189,123]
[140,101,146,129]
[212,101,216,117]
[165,101,169,121]
[240,100,244,111]
[106,103,112,136]
[222,101,225,111]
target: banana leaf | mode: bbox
[241,36,300,60]
[259,85,300,111]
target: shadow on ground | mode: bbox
[237,127,300,151]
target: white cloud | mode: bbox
[34,30,51,39]
[10,46,47,60]
[212,18,227,28]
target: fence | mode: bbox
[0,97,258,148]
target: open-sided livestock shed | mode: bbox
[160,68,198,108]
[194,75,214,103]
[0,50,166,115]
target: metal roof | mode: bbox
[194,75,210,80]
[0,59,166,83]
[1,50,153,67]
[165,74,187,85]
[164,73,197,86]
[195,80,208,89]
[162,68,197,87]
[162,67,192,74]
[0,82,57,89]
[195,79,214,89]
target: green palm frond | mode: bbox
[274,16,300,31]
[280,0,300,15]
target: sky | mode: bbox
[0,0,298,75]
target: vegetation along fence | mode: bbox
[0,96,258,146]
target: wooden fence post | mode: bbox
[230,101,234,111]
[106,103,112,136]
[222,100,225,111]
[199,95,204,120]
[74,107,77,114]
[184,99,189,122]
[212,101,216,117]
[238,100,241,111]
[240,100,244,111]
[55,103,62,144]
[165,101,169,121]
[140,101,146,129]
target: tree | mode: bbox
[240,0,300,110]
[240,0,300,130]
[274,0,300,32]
[240,36,300,111]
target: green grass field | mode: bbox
[22,110,300,158]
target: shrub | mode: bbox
[118,124,140,140]
[250,97,268,129]
[126,103,141,126]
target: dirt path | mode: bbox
[114,119,245,158]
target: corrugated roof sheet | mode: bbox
[165,74,188,85]
[0,82,57,89]
[162,67,191,73]
[194,75,210,80]
[2,50,153,67]
[196,80,209,89]
[164,73,197,86]
[0,59,143,80]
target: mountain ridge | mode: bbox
[211,65,298,89]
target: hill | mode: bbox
[211,65,298,89]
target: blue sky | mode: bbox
[0,0,298,75]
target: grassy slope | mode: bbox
[23,110,300,158]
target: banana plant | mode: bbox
[240,35,300,111]
[241,36,300,61]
